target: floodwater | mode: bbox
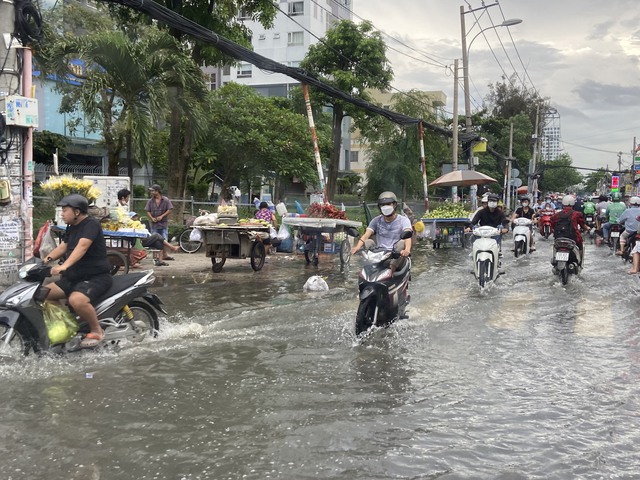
[2,234,640,479]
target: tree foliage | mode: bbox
[537,154,583,193]
[196,83,321,199]
[364,91,449,202]
[33,131,68,165]
[583,168,609,194]
[301,20,393,201]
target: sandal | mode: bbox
[154,260,169,266]
[164,256,175,261]
[80,331,104,348]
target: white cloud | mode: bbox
[353,0,640,171]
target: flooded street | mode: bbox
[3,235,640,479]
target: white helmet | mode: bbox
[481,194,489,204]
[630,196,640,206]
[562,195,576,206]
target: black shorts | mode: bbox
[55,273,113,303]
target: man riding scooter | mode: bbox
[602,191,626,247]
[551,195,587,265]
[616,196,640,256]
[511,195,537,253]
[465,194,509,249]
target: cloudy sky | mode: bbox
[352,0,640,173]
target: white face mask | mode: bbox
[522,201,529,207]
[487,201,498,209]
[380,205,395,216]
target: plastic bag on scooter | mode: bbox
[43,302,79,345]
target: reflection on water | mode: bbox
[2,239,640,478]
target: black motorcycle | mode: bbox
[583,213,596,243]
[355,230,412,336]
[0,261,165,358]
[621,232,637,263]
[552,237,582,285]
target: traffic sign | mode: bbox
[510,178,523,187]
[511,168,520,178]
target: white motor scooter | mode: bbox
[472,226,502,289]
[512,217,532,258]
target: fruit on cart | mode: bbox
[424,204,470,219]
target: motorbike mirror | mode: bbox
[346,227,360,238]
[400,229,413,240]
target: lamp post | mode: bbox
[460,4,522,208]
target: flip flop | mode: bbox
[154,260,169,266]
[164,256,175,261]
[628,271,639,275]
[80,331,104,348]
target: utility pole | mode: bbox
[451,59,459,203]
[459,5,476,210]
[506,122,514,210]
[528,105,540,199]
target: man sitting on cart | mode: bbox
[351,191,412,272]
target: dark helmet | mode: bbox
[57,194,89,214]
[377,191,398,206]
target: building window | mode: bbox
[273,33,280,39]
[288,1,304,16]
[258,33,266,40]
[237,63,252,78]
[223,65,231,76]
[288,31,303,45]
[205,72,217,90]
[350,151,359,164]
[287,60,301,68]
[238,8,250,20]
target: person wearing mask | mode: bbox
[351,191,412,272]
[602,192,626,245]
[615,196,640,256]
[465,194,510,248]
[551,195,587,264]
[471,194,489,219]
[44,194,112,348]
[511,195,537,252]
[145,184,174,256]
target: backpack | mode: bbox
[554,210,576,240]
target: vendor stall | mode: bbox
[197,224,272,272]
[282,217,361,266]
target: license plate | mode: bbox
[611,231,620,238]
[555,251,569,261]
[585,216,593,222]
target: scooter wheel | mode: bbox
[355,297,377,336]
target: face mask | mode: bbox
[488,201,497,209]
[380,205,395,216]
[522,202,529,207]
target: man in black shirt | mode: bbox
[465,194,510,246]
[45,194,113,348]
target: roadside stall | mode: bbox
[189,204,273,272]
[283,216,361,266]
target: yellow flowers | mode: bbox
[41,175,101,204]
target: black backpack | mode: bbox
[554,210,576,240]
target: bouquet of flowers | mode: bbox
[41,175,101,204]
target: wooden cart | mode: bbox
[282,217,362,266]
[198,224,271,272]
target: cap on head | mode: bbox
[562,195,576,206]
[377,191,398,205]
[128,211,138,218]
[630,196,640,206]
[57,194,89,214]
[149,184,162,193]
[487,194,499,202]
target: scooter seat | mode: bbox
[93,272,150,305]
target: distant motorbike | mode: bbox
[552,238,582,285]
[472,226,502,289]
[608,223,623,252]
[512,217,533,258]
[583,212,596,243]
[620,231,637,264]
[355,230,412,336]
[538,211,553,239]
[0,261,165,359]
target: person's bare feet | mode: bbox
[627,270,638,275]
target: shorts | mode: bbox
[55,273,113,304]
[633,243,640,255]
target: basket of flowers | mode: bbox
[41,175,103,225]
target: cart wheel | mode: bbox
[179,229,202,253]
[339,239,351,265]
[107,250,129,275]
[211,253,226,272]
[250,242,266,271]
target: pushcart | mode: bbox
[421,217,471,249]
[197,224,271,272]
[282,217,362,266]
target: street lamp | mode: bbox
[460,4,522,208]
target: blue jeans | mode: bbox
[151,225,168,241]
